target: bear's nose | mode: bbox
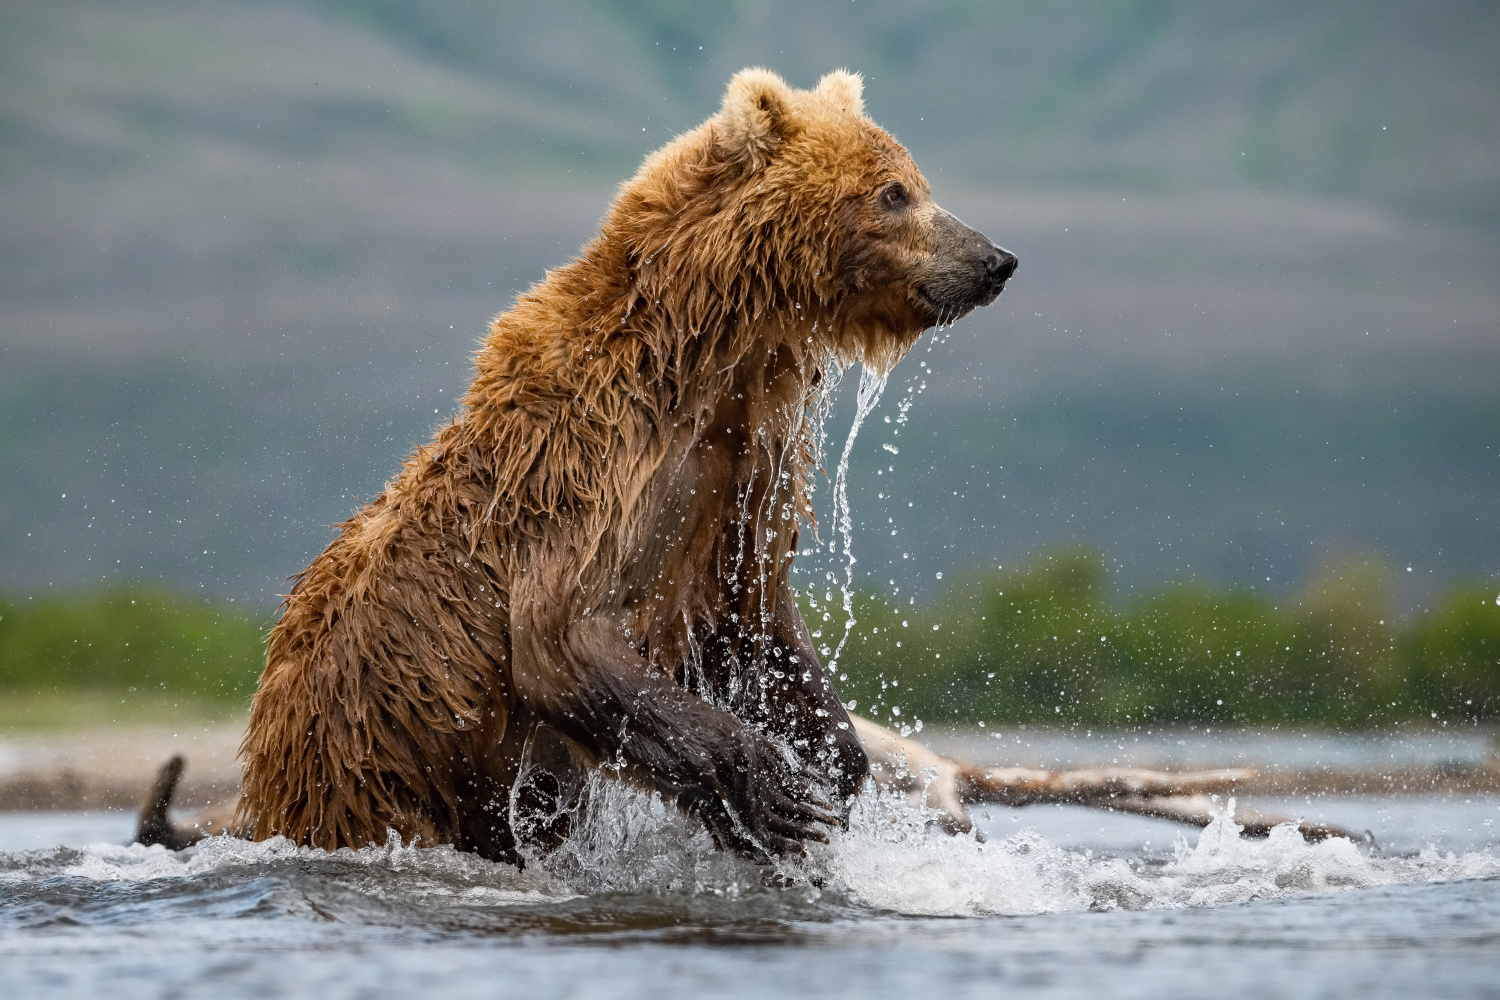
[984,248,1018,284]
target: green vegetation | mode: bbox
[0,588,265,709]
[0,690,246,733]
[3,560,1497,731]
[810,550,1500,728]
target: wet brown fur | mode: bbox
[236,69,989,861]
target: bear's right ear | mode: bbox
[717,67,792,172]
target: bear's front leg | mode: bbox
[755,583,870,806]
[509,593,839,859]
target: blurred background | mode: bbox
[1,0,1497,727]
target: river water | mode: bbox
[923,723,1498,771]
[2,778,1498,1000]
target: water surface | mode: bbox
[2,784,1498,999]
[926,724,1498,771]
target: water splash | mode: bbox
[827,364,889,670]
[15,787,1498,923]
[522,772,766,895]
[825,793,1500,917]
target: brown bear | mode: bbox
[146,68,1015,863]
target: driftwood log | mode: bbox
[851,716,1364,843]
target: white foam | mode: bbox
[524,780,1500,915]
[8,788,1498,918]
[824,793,1500,916]
[36,829,563,907]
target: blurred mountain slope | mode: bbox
[1,0,1497,607]
[4,0,1497,355]
[308,0,1500,215]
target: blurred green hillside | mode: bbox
[1,0,1497,611]
[0,589,262,696]
[809,549,1500,727]
[2,555,1495,728]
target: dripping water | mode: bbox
[827,363,889,670]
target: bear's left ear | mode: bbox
[815,69,864,116]
[717,67,793,172]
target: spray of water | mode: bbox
[39,784,1500,919]
[827,363,889,671]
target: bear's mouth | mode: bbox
[914,284,986,326]
[914,284,942,314]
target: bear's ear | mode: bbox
[717,67,793,172]
[815,69,864,116]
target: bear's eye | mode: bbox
[881,183,908,210]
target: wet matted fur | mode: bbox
[232,68,1014,863]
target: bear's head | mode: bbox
[614,67,1016,373]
